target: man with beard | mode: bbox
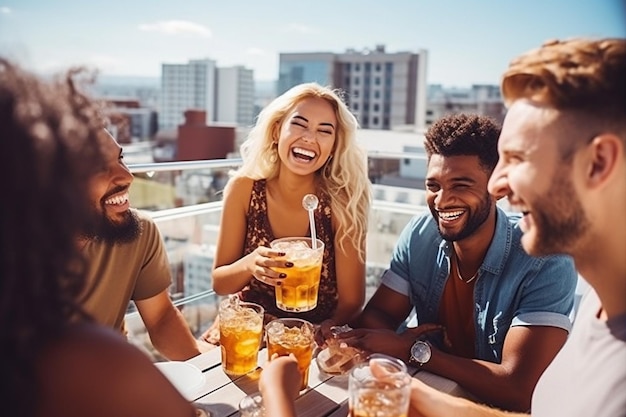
[319,114,577,412]
[401,37,626,417]
[78,129,204,361]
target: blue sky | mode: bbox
[1,0,624,87]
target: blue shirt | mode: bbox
[381,206,577,363]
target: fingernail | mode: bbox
[276,281,282,286]
[279,273,287,278]
[278,252,286,256]
[285,262,294,267]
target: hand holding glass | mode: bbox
[348,354,412,417]
[270,237,324,312]
[265,318,315,390]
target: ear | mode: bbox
[587,134,622,189]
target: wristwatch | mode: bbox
[409,340,432,367]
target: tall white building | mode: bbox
[216,66,255,127]
[160,59,217,129]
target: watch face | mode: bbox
[411,341,432,365]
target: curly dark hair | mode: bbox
[423,113,501,173]
[0,59,107,417]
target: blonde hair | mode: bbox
[235,82,371,261]
[502,38,626,135]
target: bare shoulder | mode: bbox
[223,176,256,207]
[38,324,195,417]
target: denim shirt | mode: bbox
[381,206,577,363]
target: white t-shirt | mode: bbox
[532,289,626,417]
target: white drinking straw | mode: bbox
[302,194,319,249]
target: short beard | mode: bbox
[82,209,142,244]
[528,170,589,256]
[432,191,493,242]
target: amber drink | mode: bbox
[265,318,315,390]
[219,297,264,376]
[270,237,324,312]
[348,354,411,417]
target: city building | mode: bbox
[104,98,158,143]
[160,59,256,130]
[160,59,217,129]
[426,84,505,126]
[278,45,428,131]
[216,66,255,127]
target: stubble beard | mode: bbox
[525,172,589,257]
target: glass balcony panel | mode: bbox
[123,155,430,360]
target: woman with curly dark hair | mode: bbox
[0,59,199,417]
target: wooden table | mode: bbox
[186,347,471,417]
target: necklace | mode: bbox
[454,255,479,284]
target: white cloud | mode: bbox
[0,6,12,14]
[246,47,266,56]
[138,20,212,38]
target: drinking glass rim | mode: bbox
[269,236,325,248]
[218,298,265,314]
[265,317,314,329]
[350,352,409,381]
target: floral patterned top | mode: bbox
[239,179,337,324]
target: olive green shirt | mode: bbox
[79,210,171,330]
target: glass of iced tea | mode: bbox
[219,296,264,376]
[265,318,315,390]
[348,354,411,417]
[269,237,324,312]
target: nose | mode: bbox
[488,163,509,200]
[301,128,316,142]
[113,160,133,183]
[432,187,454,207]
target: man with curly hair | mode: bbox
[404,37,626,417]
[76,129,207,361]
[321,113,577,411]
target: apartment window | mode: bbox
[373,116,379,125]
[353,102,359,111]
[355,63,361,71]
[373,103,380,112]
[375,63,381,72]
[375,77,381,86]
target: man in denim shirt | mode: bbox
[325,114,577,412]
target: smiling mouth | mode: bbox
[292,147,317,162]
[104,192,129,206]
[438,210,464,221]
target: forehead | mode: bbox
[499,100,562,158]
[289,97,337,122]
[98,129,122,155]
[427,154,488,182]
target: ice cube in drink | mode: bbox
[270,237,324,312]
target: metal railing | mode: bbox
[124,154,428,358]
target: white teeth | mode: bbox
[438,210,463,220]
[292,147,316,158]
[105,192,129,205]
